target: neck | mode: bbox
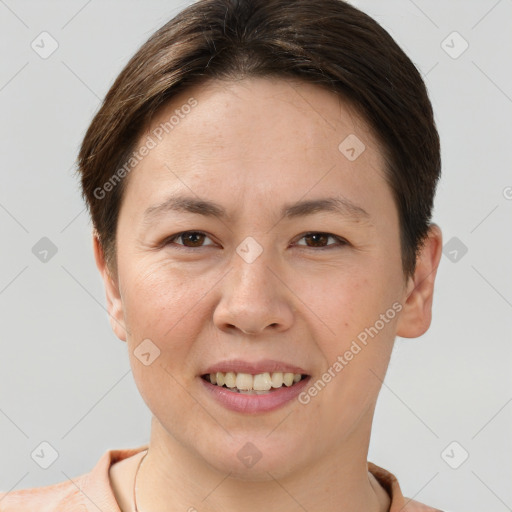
[135,415,390,512]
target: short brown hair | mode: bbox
[77,0,441,280]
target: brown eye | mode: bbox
[165,231,214,248]
[295,232,348,249]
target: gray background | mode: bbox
[0,1,511,510]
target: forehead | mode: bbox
[147,77,375,155]
[120,76,394,225]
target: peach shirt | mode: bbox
[0,444,444,511]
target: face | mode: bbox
[95,77,440,480]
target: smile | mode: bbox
[202,371,306,393]
[200,371,311,413]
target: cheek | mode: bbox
[121,261,211,416]
[307,264,399,367]
[297,269,398,434]
[120,259,210,370]
[303,269,371,336]
[123,258,199,327]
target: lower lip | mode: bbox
[200,376,311,413]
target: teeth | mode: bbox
[224,371,236,388]
[205,371,304,391]
[271,372,283,388]
[236,372,253,390]
[253,372,272,391]
[283,372,295,387]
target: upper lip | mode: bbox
[202,359,309,376]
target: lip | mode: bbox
[201,359,309,376]
[200,374,311,413]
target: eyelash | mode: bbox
[163,231,349,251]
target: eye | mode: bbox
[164,231,215,249]
[294,232,348,249]
[163,231,348,251]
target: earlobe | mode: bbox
[396,224,443,339]
[92,230,127,342]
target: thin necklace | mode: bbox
[133,449,149,512]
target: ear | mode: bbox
[396,223,443,338]
[92,230,127,342]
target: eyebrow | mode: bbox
[142,194,371,224]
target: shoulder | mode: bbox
[0,444,148,512]
[0,477,88,512]
[368,461,445,512]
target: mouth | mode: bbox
[201,371,309,394]
[199,359,311,412]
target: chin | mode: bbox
[198,434,308,481]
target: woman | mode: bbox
[0,0,445,510]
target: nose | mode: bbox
[213,246,294,336]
